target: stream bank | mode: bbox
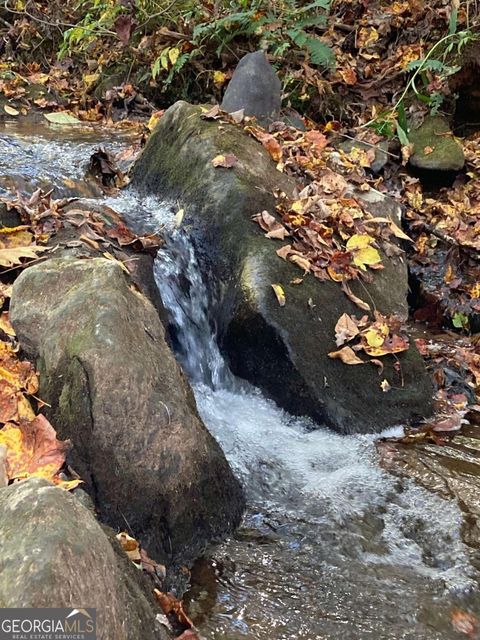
[0,117,479,640]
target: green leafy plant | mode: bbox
[366,25,479,143]
[189,0,335,70]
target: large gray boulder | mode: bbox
[132,101,433,434]
[9,257,244,564]
[0,478,168,640]
[221,50,281,124]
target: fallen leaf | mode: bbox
[211,153,238,168]
[289,254,311,272]
[328,346,365,365]
[341,281,371,311]
[0,415,71,484]
[334,313,359,346]
[154,590,193,629]
[117,532,141,562]
[380,379,391,392]
[346,234,382,270]
[44,112,81,125]
[4,105,19,116]
[271,283,286,306]
[114,14,133,45]
[0,245,48,268]
[451,609,478,637]
[174,208,185,228]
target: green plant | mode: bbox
[366,23,480,143]
[189,0,335,70]
[58,0,120,58]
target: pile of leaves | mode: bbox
[0,283,80,489]
[402,134,480,330]
[328,311,409,375]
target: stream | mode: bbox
[1,120,479,640]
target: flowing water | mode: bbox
[1,121,480,640]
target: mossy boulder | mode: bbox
[409,115,464,171]
[9,257,244,565]
[132,101,433,434]
[0,478,169,640]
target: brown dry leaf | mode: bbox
[451,609,478,637]
[154,589,194,629]
[328,346,365,365]
[211,153,238,168]
[289,254,311,272]
[305,130,328,151]
[0,415,71,484]
[116,532,142,563]
[335,313,359,346]
[341,282,371,312]
[0,342,38,395]
[246,126,282,162]
[271,283,286,306]
[339,68,358,86]
[0,312,15,337]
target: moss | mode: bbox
[409,115,464,171]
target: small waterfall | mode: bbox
[155,231,233,389]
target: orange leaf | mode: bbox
[0,415,70,482]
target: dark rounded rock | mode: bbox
[132,101,433,434]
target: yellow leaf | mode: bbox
[83,73,100,86]
[271,283,286,307]
[364,324,388,348]
[213,70,227,86]
[0,245,48,268]
[346,235,381,270]
[353,245,381,270]
[346,234,374,250]
[168,47,180,66]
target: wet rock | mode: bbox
[132,101,433,434]
[409,115,464,171]
[0,478,168,640]
[9,256,244,564]
[221,51,281,125]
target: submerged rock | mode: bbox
[221,50,281,125]
[0,478,168,640]
[10,256,244,564]
[132,101,433,434]
[409,115,464,171]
